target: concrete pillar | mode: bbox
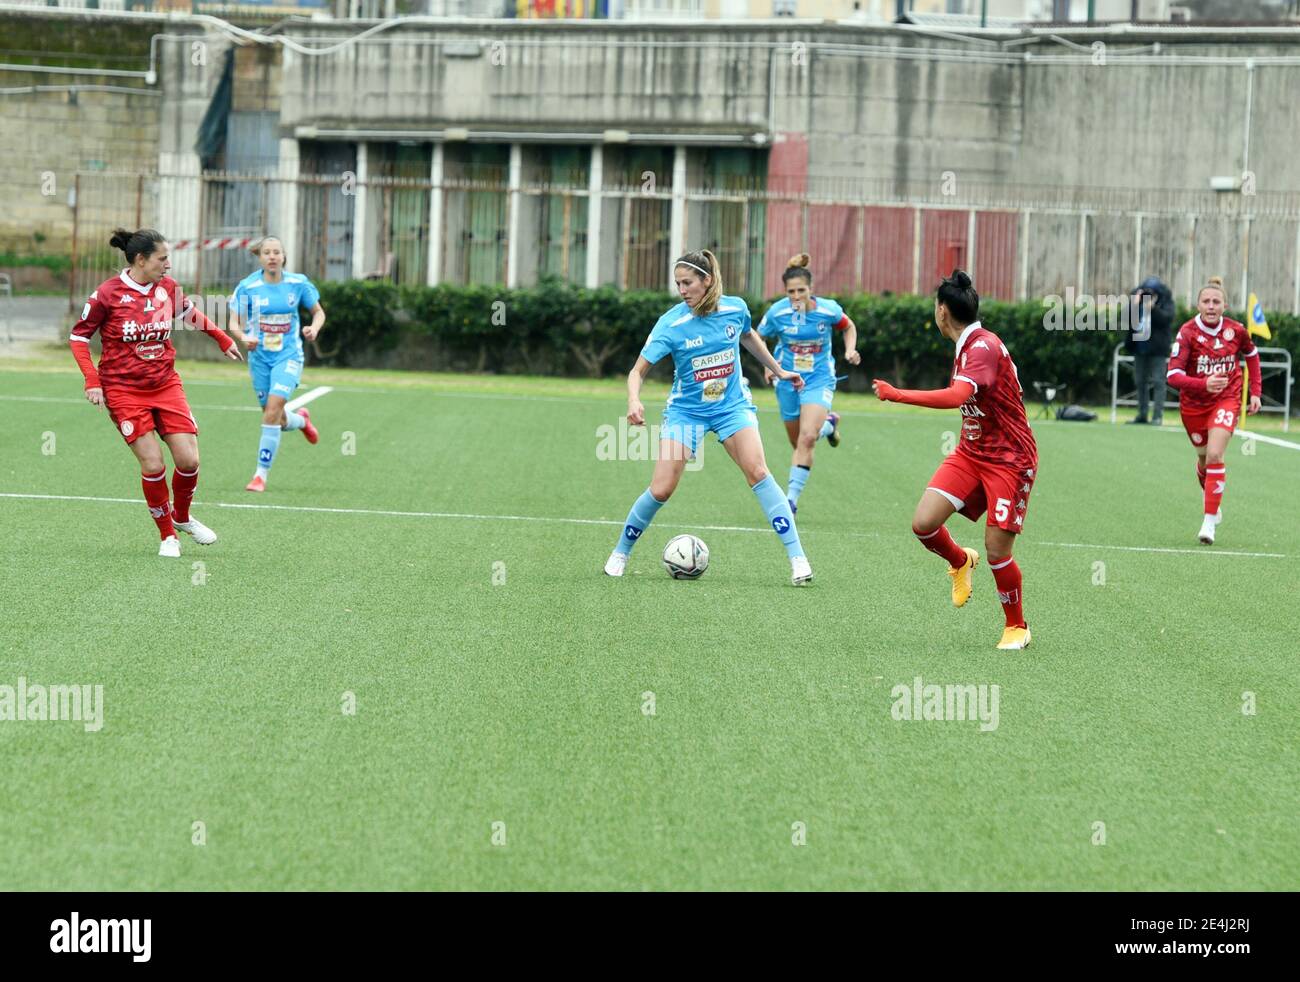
[1018,209,1031,301]
[428,143,444,287]
[277,138,300,275]
[911,207,922,294]
[966,209,977,280]
[351,142,370,280]
[1076,213,1088,294]
[1293,219,1300,315]
[159,151,202,284]
[507,142,522,289]
[1239,216,1251,310]
[586,144,603,289]
[668,144,687,292]
[1133,213,1143,288]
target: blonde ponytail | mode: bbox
[675,249,724,316]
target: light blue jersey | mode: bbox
[230,270,321,407]
[229,270,320,364]
[758,296,845,383]
[641,296,753,417]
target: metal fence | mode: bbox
[1110,343,1293,431]
[69,166,1300,316]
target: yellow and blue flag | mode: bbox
[1247,293,1271,339]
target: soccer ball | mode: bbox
[662,534,709,580]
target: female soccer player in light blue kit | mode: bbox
[228,236,326,492]
[758,253,859,515]
[603,249,815,585]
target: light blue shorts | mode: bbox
[660,405,758,454]
[249,354,303,407]
[774,376,835,421]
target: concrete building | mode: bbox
[3,7,1300,313]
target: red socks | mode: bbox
[141,469,175,540]
[1203,462,1225,516]
[989,556,1026,628]
[1196,460,1207,489]
[172,466,199,524]
[917,525,1027,629]
[914,524,967,568]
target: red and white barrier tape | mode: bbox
[171,237,258,251]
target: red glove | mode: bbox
[873,378,975,409]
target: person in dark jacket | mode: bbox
[1125,275,1176,425]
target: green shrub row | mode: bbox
[312,279,1300,403]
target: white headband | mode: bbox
[675,260,710,277]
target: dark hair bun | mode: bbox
[109,228,132,250]
[951,269,972,289]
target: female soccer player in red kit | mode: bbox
[69,228,243,557]
[1165,276,1261,545]
[872,271,1038,651]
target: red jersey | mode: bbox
[1166,315,1260,409]
[949,322,1038,471]
[70,271,198,389]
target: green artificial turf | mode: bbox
[0,363,1296,890]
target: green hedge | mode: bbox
[313,279,1300,403]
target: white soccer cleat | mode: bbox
[158,535,181,558]
[1213,508,1223,525]
[604,552,628,577]
[791,555,813,586]
[173,515,217,545]
[1198,515,1216,545]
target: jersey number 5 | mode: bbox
[994,498,1012,522]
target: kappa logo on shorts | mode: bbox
[624,525,643,540]
[772,516,790,535]
[120,420,134,437]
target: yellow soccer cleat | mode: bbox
[997,626,1032,650]
[946,547,979,607]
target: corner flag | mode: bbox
[1247,293,1272,339]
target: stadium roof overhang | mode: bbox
[294,126,771,146]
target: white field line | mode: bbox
[1,384,335,415]
[0,394,259,412]
[285,386,333,411]
[1152,424,1300,451]
[0,493,1288,558]
[1236,429,1300,451]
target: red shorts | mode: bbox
[927,451,1036,534]
[102,375,197,445]
[1180,397,1240,448]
